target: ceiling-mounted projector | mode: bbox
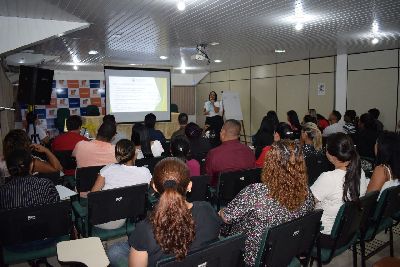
[191,44,210,64]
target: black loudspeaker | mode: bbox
[18,66,54,105]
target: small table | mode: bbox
[57,237,110,267]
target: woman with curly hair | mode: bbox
[107,157,221,267]
[219,140,315,266]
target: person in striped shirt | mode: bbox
[0,149,59,210]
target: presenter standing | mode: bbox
[203,91,224,147]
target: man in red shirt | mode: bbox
[52,115,88,175]
[206,119,256,186]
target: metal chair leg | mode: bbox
[352,244,358,267]
[360,240,366,267]
[390,226,394,257]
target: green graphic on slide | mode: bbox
[155,78,168,111]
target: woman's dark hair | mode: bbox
[151,158,194,260]
[327,133,361,202]
[303,115,318,124]
[275,122,295,140]
[254,115,276,156]
[376,131,400,179]
[208,91,217,101]
[6,149,33,177]
[171,137,190,161]
[97,122,117,141]
[287,110,301,130]
[185,122,203,139]
[131,123,153,158]
[359,113,377,131]
[66,115,83,131]
[3,129,31,159]
[266,110,279,129]
[115,139,136,164]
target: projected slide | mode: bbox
[105,67,171,122]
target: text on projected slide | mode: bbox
[109,76,168,112]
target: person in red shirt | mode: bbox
[206,119,255,186]
[52,115,88,175]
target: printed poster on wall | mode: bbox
[317,83,326,96]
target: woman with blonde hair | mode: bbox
[301,122,323,158]
[219,140,315,266]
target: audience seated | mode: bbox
[170,136,200,177]
[1,130,62,178]
[369,108,384,132]
[301,122,323,159]
[287,110,301,139]
[103,114,128,145]
[311,133,367,235]
[322,110,345,137]
[0,149,60,210]
[131,122,164,159]
[171,113,188,140]
[73,122,117,168]
[51,115,88,175]
[253,111,278,159]
[255,122,294,167]
[107,158,221,267]
[26,111,50,145]
[206,119,255,186]
[185,122,212,162]
[355,113,379,159]
[144,113,166,145]
[306,108,319,124]
[303,114,318,124]
[91,139,152,230]
[343,110,357,135]
[367,131,400,195]
[219,140,315,266]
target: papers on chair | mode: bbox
[56,185,77,200]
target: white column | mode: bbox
[335,54,348,114]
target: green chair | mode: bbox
[73,183,148,241]
[354,186,400,267]
[311,201,363,267]
[156,234,246,267]
[0,201,72,266]
[255,210,323,267]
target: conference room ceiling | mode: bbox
[3,0,400,73]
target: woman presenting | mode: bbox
[203,91,224,146]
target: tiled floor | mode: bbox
[10,227,400,267]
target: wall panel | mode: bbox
[210,71,228,82]
[277,60,308,76]
[251,64,276,79]
[229,68,250,81]
[348,50,398,70]
[309,73,335,118]
[347,68,398,131]
[277,75,309,122]
[251,78,276,133]
[310,57,334,73]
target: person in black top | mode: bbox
[185,122,212,163]
[107,158,221,267]
[287,110,301,139]
[253,112,278,158]
[0,149,59,210]
[355,113,379,159]
[368,108,384,132]
[144,113,166,145]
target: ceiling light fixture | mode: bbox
[73,65,78,70]
[295,23,303,31]
[160,56,168,60]
[275,49,286,53]
[88,50,98,55]
[210,42,220,46]
[181,69,186,74]
[177,0,185,11]
[371,37,379,45]
[214,59,222,63]
[129,63,139,66]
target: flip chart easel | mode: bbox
[221,91,247,145]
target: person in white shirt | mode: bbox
[203,91,224,147]
[26,112,49,145]
[91,139,152,229]
[322,110,345,137]
[311,133,367,236]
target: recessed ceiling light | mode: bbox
[275,49,286,53]
[88,50,98,55]
[160,56,168,60]
[210,42,220,46]
[73,65,78,70]
[177,0,185,11]
[371,37,379,45]
[129,63,140,66]
[214,59,222,63]
[295,23,303,31]
[181,69,186,74]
